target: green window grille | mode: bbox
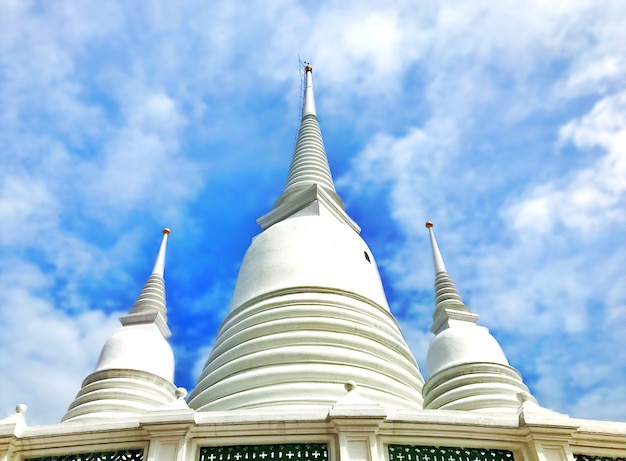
[199,444,328,461]
[575,456,626,461]
[388,445,514,461]
[26,449,143,461]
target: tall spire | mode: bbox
[126,228,170,328]
[274,64,343,209]
[422,222,537,412]
[426,222,467,320]
[426,221,447,274]
[62,229,177,423]
[302,64,317,117]
[151,227,169,276]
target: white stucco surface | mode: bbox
[188,206,425,412]
[426,323,509,377]
[231,213,389,310]
[95,323,175,381]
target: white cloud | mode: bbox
[558,57,625,98]
[508,91,626,237]
[306,6,422,100]
[0,176,59,245]
[86,88,202,218]
[0,260,122,425]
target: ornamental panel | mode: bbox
[199,444,328,461]
[26,449,144,461]
[388,445,514,461]
[575,456,626,461]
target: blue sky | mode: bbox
[1,0,625,425]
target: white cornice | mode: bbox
[120,311,171,338]
[258,184,359,233]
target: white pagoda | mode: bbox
[1,66,624,461]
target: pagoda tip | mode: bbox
[151,228,170,276]
[426,220,447,274]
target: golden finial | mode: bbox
[305,64,313,73]
[425,221,434,229]
[162,228,171,235]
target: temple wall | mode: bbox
[1,409,624,461]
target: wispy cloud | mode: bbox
[0,259,122,421]
[0,0,625,424]
[338,0,626,421]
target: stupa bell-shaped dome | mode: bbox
[62,229,178,423]
[187,66,425,413]
[422,222,537,412]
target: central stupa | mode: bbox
[187,66,425,412]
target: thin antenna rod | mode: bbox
[297,55,305,120]
[293,56,307,150]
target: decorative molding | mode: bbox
[388,445,515,461]
[26,449,144,461]
[575,456,626,461]
[258,184,358,233]
[199,444,328,461]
